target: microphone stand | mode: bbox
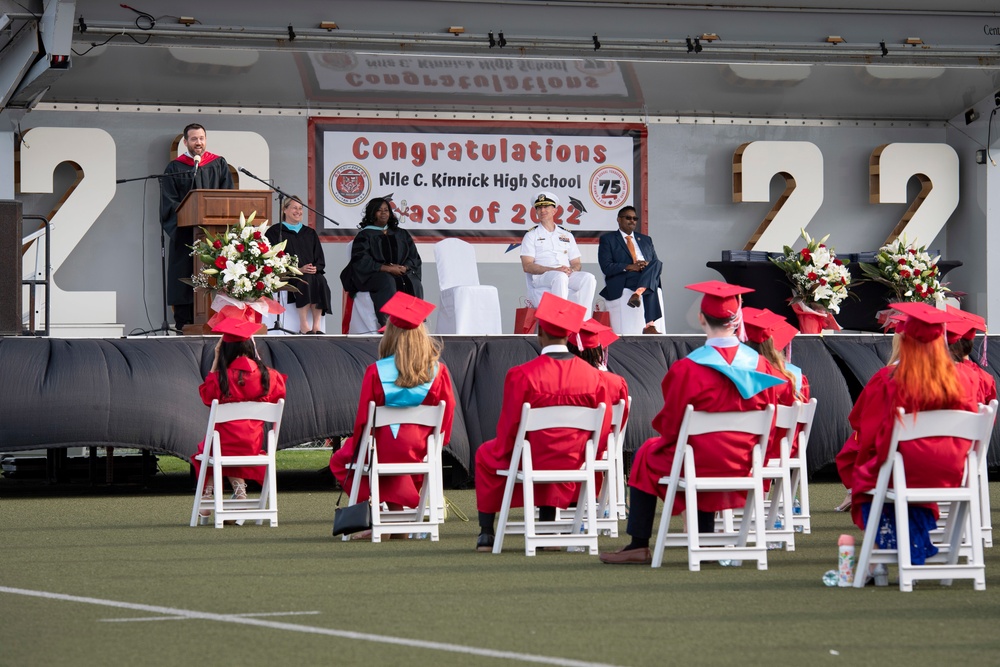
[117,171,195,336]
[237,167,339,335]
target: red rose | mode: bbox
[908,248,917,255]
[236,244,245,252]
[214,256,227,269]
[834,258,843,266]
[898,258,907,265]
[263,266,273,274]
[247,265,257,273]
[819,244,827,248]
[253,231,262,240]
[808,272,818,281]
[255,281,265,291]
[899,269,910,278]
[259,244,269,254]
[276,250,285,258]
[800,249,811,258]
[841,277,848,285]
[819,278,827,285]
[212,240,222,249]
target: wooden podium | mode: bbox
[176,189,273,334]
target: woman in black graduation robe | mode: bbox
[339,197,423,327]
[265,196,332,333]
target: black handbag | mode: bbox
[332,501,372,536]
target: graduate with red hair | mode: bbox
[844,302,977,571]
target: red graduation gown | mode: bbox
[628,344,781,515]
[599,370,630,459]
[329,362,455,507]
[958,358,997,405]
[475,353,612,514]
[194,358,287,484]
[845,365,977,529]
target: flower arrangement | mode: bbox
[189,211,301,301]
[770,229,852,314]
[858,238,949,305]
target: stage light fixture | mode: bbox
[287,24,296,41]
[880,40,888,57]
[905,37,923,45]
[700,33,719,42]
[826,36,845,44]
[995,91,1000,107]
[686,37,694,53]
[179,17,197,26]
[319,21,339,31]
[498,31,506,47]
[694,37,702,53]
[78,16,86,33]
[488,31,495,48]
[593,34,601,51]
[965,108,980,125]
[448,26,465,35]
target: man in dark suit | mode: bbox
[598,206,663,334]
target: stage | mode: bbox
[1,334,997,481]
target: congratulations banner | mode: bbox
[309,119,646,242]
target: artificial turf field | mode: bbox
[3,472,1000,667]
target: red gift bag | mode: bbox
[592,302,611,327]
[514,300,537,334]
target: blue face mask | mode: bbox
[282,221,304,232]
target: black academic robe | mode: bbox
[265,224,332,313]
[159,153,234,305]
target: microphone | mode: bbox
[192,154,201,177]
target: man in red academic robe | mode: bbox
[159,123,235,330]
[475,293,611,552]
[600,281,785,564]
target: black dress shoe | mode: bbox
[476,533,495,552]
[627,293,642,308]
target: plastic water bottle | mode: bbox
[822,570,839,587]
[567,520,587,552]
[793,498,802,515]
[837,534,856,587]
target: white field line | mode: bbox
[1,586,623,667]
[101,610,322,622]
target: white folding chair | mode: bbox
[788,398,818,534]
[595,397,631,532]
[264,291,327,335]
[343,400,447,543]
[434,238,502,335]
[977,400,998,547]
[493,402,606,556]
[189,399,285,528]
[759,402,799,551]
[853,404,994,592]
[604,288,665,335]
[651,405,774,571]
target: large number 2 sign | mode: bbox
[733,141,823,252]
[869,143,959,245]
[736,141,959,250]
[19,128,270,333]
[19,127,118,330]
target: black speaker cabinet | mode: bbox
[0,200,22,336]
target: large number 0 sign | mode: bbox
[736,141,959,250]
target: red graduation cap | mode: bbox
[890,302,963,343]
[206,304,261,342]
[380,292,435,330]
[769,318,800,352]
[946,305,986,344]
[577,318,618,350]
[686,280,754,320]
[534,292,586,338]
[742,307,797,350]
